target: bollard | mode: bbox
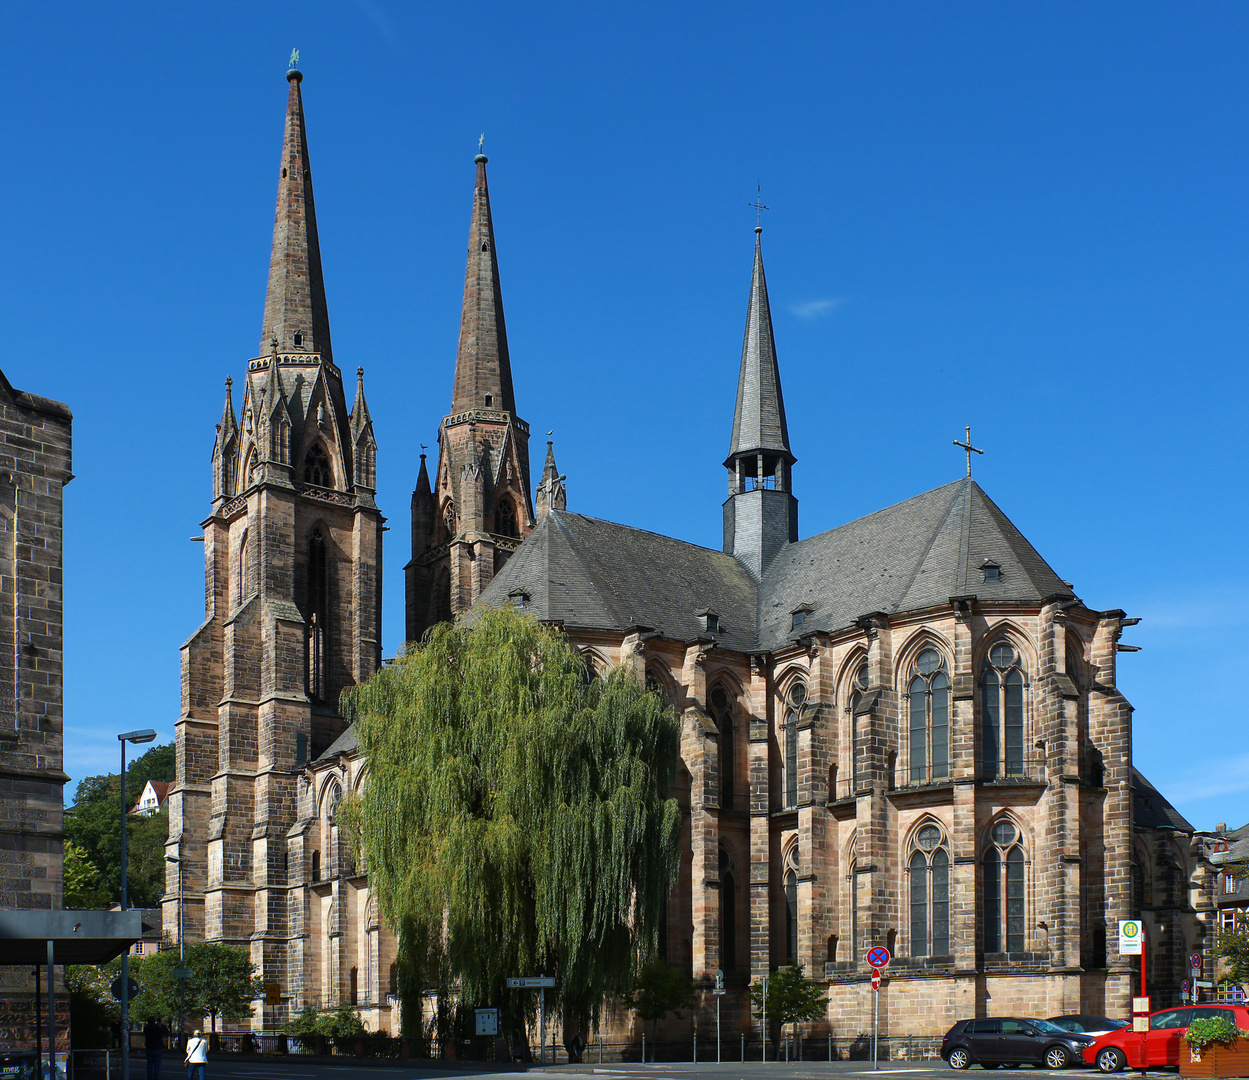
[829,1033,833,1061]
[741,1032,745,1061]
[693,1031,697,1063]
[599,1037,603,1064]
[642,1033,646,1064]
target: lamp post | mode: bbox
[165,854,187,1052]
[118,728,157,1080]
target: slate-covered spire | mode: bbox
[450,154,516,415]
[726,226,793,466]
[259,65,333,363]
[722,226,798,578]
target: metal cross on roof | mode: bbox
[748,183,769,228]
[953,425,984,477]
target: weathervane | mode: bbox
[478,133,485,153]
[288,48,300,71]
[953,425,984,477]
[748,183,769,228]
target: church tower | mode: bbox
[166,63,382,1007]
[406,153,533,641]
[723,226,797,578]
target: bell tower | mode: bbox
[166,61,382,1018]
[407,153,533,641]
[723,226,797,578]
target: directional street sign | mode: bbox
[265,982,281,1005]
[507,976,555,988]
[866,946,890,968]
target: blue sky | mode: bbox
[3,2,1245,827]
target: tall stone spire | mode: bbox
[450,154,515,415]
[722,227,798,579]
[259,65,332,363]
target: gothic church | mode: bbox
[166,66,1203,1051]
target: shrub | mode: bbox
[1184,1017,1249,1050]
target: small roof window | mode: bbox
[695,607,721,635]
[980,559,1002,582]
[508,588,530,610]
[790,604,814,632]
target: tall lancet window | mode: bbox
[982,641,1026,778]
[719,845,737,971]
[983,818,1026,953]
[908,648,950,783]
[783,843,799,963]
[709,685,735,810]
[909,823,950,957]
[495,499,518,538]
[848,661,868,788]
[308,528,329,703]
[783,679,806,807]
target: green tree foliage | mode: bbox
[64,840,110,910]
[66,962,120,1048]
[629,960,695,1042]
[128,950,183,1025]
[1217,913,1249,987]
[343,607,682,1042]
[185,942,264,1033]
[749,966,828,1043]
[63,742,175,908]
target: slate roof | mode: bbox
[1132,768,1195,833]
[314,725,359,764]
[479,478,1075,653]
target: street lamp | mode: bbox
[165,854,186,1051]
[118,728,157,1080]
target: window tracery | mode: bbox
[782,679,806,807]
[709,684,735,810]
[304,443,331,488]
[982,640,1026,778]
[984,818,1025,952]
[848,660,868,787]
[908,648,949,784]
[908,822,950,957]
[307,528,328,703]
[719,845,737,971]
[783,842,799,963]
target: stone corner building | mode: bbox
[172,71,1202,1050]
[0,366,72,1045]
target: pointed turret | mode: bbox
[722,227,798,579]
[260,66,332,362]
[450,154,516,415]
[213,377,239,499]
[535,438,566,519]
[349,367,377,492]
[726,227,794,467]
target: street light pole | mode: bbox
[118,728,157,1080]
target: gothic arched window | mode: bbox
[719,845,737,971]
[909,823,950,957]
[984,818,1025,953]
[783,844,799,963]
[327,782,342,822]
[908,648,950,784]
[848,660,868,788]
[709,685,735,810]
[304,443,331,487]
[783,679,806,807]
[236,529,248,606]
[982,640,1026,778]
[307,528,329,703]
[495,499,518,538]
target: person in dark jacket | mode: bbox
[143,1019,168,1080]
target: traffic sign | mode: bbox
[866,946,890,968]
[507,976,555,988]
[871,969,881,991]
[110,976,139,1002]
[1182,980,1190,993]
[1118,920,1143,955]
[173,967,194,979]
[1191,953,1202,970]
[264,982,281,1005]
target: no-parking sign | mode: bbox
[866,946,890,968]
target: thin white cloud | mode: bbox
[788,297,845,320]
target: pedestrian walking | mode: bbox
[184,1029,208,1080]
[144,1019,169,1080]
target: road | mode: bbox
[110,1054,1179,1080]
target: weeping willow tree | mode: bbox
[339,606,682,1045]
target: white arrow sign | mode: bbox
[507,976,555,988]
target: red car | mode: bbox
[1084,1004,1249,1072]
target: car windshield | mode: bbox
[1032,1020,1069,1034]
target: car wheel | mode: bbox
[948,1048,972,1070]
[1095,1048,1125,1074]
[1044,1046,1070,1069]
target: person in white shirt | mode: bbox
[184,1029,208,1080]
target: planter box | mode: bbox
[1181,1039,1249,1078]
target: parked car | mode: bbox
[1048,1016,1130,1038]
[942,1017,1098,1069]
[1083,1004,1249,1072]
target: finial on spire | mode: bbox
[952,425,984,477]
[287,48,302,82]
[357,366,365,378]
[749,182,769,231]
[225,376,233,389]
[475,133,487,165]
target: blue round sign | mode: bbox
[866,946,890,968]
